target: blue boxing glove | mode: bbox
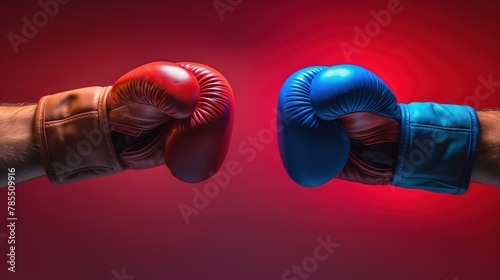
[277,64,479,194]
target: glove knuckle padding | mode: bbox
[164,62,234,183]
[277,66,350,187]
[310,64,400,121]
[107,62,200,135]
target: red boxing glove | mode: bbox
[35,62,234,184]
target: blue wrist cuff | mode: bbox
[391,103,479,194]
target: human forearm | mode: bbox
[0,104,45,187]
[471,110,500,186]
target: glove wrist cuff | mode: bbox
[391,103,479,194]
[35,86,124,184]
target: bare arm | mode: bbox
[471,110,500,186]
[0,104,45,187]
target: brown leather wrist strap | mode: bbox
[35,86,124,184]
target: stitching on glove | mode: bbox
[38,96,61,184]
[109,110,163,124]
[394,105,409,185]
[44,112,98,127]
[349,152,393,181]
[57,166,116,177]
[456,107,477,193]
[99,88,121,171]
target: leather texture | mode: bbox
[277,66,350,187]
[107,62,200,137]
[337,112,400,185]
[35,61,234,184]
[392,102,479,194]
[310,64,400,121]
[165,62,234,183]
[107,62,200,171]
[277,64,480,194]
[35,86,124,184]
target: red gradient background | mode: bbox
[1,0,499,279]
